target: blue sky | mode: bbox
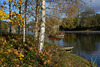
[1,0,100,13]
[1,0,100,22]
[83,0,100,13]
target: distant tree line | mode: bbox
[61,8,100,31]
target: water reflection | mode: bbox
[48,33,100,66]
[26,31,100,66]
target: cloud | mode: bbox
[84,0,100,12]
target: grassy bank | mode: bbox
[0,33,95,67]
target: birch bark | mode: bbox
[39,0,45,52]
[34,0,40,40]
[23,0,27,42]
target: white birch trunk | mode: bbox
[39,0,45,52]
[34,0,40,40]
[23,0,27,42]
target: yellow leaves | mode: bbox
[44,60,51,64]
[6,14,9,18]
[14,49,19,55]
[44,60,47,64]
[40,50,52,65]
[26,17,27,19]
[31,60,34,62]
[14,40,17,42]
[56,64,58,66]
[2,8,3,11]
[18,24,20,26]
[20,57,22,60]
[2,40,7,45]
[7,49,12,53]
[29,47,32,50]
[13,59,18,62]
[47,60,51,64]
[7,0,12,1]
[9,19,11,22]
[10,12,24,26]
[11,44,13,46]
[17,1,22,5]
[18,52,24,58]
[18,52,24,60]
[0,9,9,19]
[4,52,9,55]
[46,52,49,55]
[14,49,24,60]
[11,12,16,16]
[0,48,3,53]
[1,58,4,62]
[15,4,18,7]
[24,44,26,46]
[18,14,21,16]
[40,52,43,55]
[19,1,22,4]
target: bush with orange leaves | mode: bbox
[0,33,65,67]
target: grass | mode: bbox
[61,52,92,67]
[0,32,96,67]
[90,58,97,67]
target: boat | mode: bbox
[60,46,74,50]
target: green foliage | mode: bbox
[0,33,93,67]
[62,18,77,29]
[61,8,100,30]
[45,17,59,34]
[0,21,9,32]
[0,33,62,67]
[91,58,97,67]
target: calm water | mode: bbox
[48,33,100,66]
[27,32,100,66]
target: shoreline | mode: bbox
[61,52,94,67]
[0,32,97,67]
[64,31,100,34]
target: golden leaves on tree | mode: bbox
[10,12,24,27]
[7,0,12,1]
[0,9,9,19]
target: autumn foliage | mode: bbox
[0,33,63,67]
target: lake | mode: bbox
[27,31,100,66]
[48,33,100,67]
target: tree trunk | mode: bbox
[18,0,21,34]
[23,0,27,43]
[34,0,40,40]
[0,20,1,32]
[39,0,45,52]
[9,1,12,33]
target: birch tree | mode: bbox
[23,0,27,42]
[34,0,40,40]
[39,0,45,52]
